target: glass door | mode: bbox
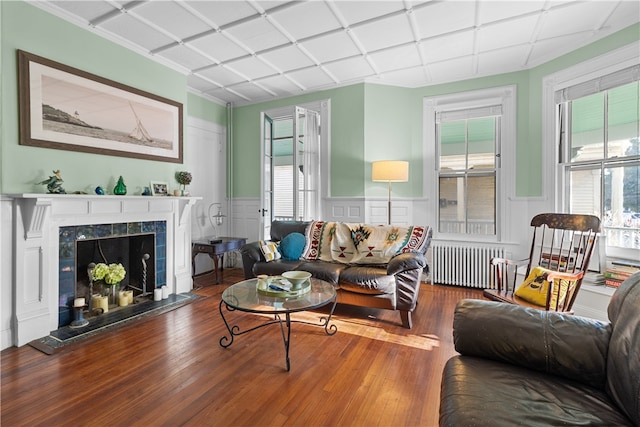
[260,112,273,240]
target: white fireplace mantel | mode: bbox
[7,193,200,347]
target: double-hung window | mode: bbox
[556,65,639,255]
[424,85,515,241]
[436,107,501,235]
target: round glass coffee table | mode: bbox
[219,277,338,371]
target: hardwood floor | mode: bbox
[1,269,482,426]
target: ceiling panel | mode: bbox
[101,14,175,51]
[351,13,414,52]
[260,45,316,72]
[227,82,275,100]
[477,14,540,52]
[226,55,279,80]
[134,1,211,40]
[539,2,618,39]
[333,1,407,26]
[49,0,116,22]
[374,66,429,87]
[187,74,220,93]
[323,56,375,83]
[197,65,247,87]
[420,30,475,63]
[413,2,476,38]
[477,45,530,76]
[224,16,290,53]
[477,1,544,23]
[286,66,336,89]
[259,74,305,95]
[205,87,248,104]
[32,0,640,106]
[369,44,423,73]
[183,1,258,27]
[427,56,475,83]
[158,45,214,71]
[527,32,602,65]
[188,32,248,64]
[270,2,341,40]
[300,31,361,63]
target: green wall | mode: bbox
[0,1,225,195]
[231,24,639,199]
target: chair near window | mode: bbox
[483,213,601,312]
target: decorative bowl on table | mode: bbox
[282,271,312,290]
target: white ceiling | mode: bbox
[35,0,640,106]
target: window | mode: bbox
[556,67,640,253]
[437,109,500,235]
[424,86,515,242]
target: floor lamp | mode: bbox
[372,160,409,225]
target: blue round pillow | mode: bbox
[279,232,306,261]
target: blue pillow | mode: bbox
[279,232,306,261]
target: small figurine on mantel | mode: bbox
[38,170,66,194]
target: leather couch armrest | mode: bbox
[387,252,427,275]
[453,299,612,389]
[239,242,265,279]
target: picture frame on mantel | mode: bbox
[150,181,168,196]
[17,50,183,163]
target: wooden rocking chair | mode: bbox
[483,213,601,312]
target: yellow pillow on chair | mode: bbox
[514,266,571,309]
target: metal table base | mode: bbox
[219,296,337,371]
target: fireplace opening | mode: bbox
[75,234,156,316]
[58,221,167,328]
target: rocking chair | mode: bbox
[483,213,601,312]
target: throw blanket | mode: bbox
[302,221,430,264]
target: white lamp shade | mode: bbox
[372,160,409,182]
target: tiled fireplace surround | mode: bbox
[58,220,166,326]
[10,194,198,346]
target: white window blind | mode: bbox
[555,65,640,103]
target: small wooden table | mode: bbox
[192,237,246,284]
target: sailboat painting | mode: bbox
[19,50,183,163]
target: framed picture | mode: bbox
[150,181,168,196]
[18,50,183,163]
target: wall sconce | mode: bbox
[208,203,226,232]
[372,160,409,225]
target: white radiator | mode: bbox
[431,243,505,288]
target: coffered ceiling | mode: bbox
[34,1,640,106]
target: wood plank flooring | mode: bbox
[1,269,482,426]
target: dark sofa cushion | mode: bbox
[339,266,395,295]
[452,299,611,389]
[295,261,347,285]
[440,356,633,427]
[270,221,310,241]
[605,271,640,424]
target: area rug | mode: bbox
[29,293,200,354]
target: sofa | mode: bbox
[240,220,432,328]
[439,271,640,426]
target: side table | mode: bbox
[192,236,246,284]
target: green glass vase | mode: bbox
[114,176,127,195]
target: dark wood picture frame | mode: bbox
[18,50,183,163]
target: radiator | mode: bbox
[431,243,505,288]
